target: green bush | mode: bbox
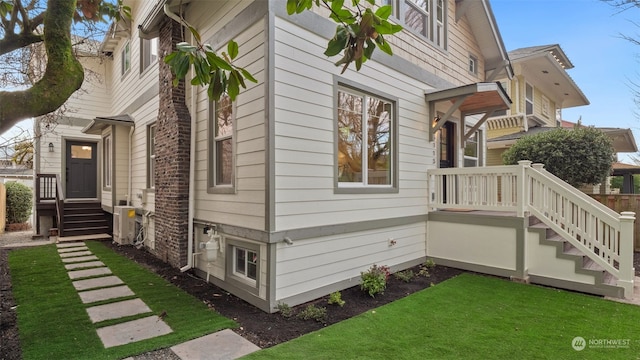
[5,182,32,224]
[393,269,414,283]
[328,291,345,307]
[502,127,614,187]
[360,264,390,297]
[296,305,327,322]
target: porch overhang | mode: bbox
[425,82,511,141]
[82,114,135,135]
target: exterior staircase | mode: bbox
[60,201,110,238]
[529,216,626,298]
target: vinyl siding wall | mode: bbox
[188,0,267,231]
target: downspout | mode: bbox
[164,3,196,272]
[127,125,134,205]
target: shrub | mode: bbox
[393,269,414,283]
[360,264,390,297]
[418,259,435,277]
[5,182,32,225]
[502,126,614,187]
[328,291,345,307]
[296,304,327,322]
[275,303,293,318]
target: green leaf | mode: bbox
[188,26,202,43]
[364,38,375,59]
[375,5,392,20]
[376,36,393,56]
[227,73,240,100]
[0,1,13,17]
[286,0,297,14]
[240,68,258,83]
[233,70,247,89]
[227,40,239,60]
[164,51,178,64]
[331,0,345,14]
[206,52,233,71]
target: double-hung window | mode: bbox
[209,93,234,191]
[387,0,447,49]
[337,85,396,190]
[140,37,158,73]
[525,83,534,115]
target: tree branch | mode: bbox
[0,0,83,133]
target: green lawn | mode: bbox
[9,241,236,360]
[243,274,640,360]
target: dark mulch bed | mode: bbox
[2,241,639,360]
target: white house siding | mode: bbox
[187,1,267,231]
[273,16,433,231]
[275,222,427,303]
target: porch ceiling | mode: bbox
[82,114,134,135]
[426,82,512,141]
[425,82,511,115]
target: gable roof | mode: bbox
[509,44,573,69]
[456,0,513,80]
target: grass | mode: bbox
[9,241,236,360]
[243,273,640,360]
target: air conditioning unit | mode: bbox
[113,206,136,245]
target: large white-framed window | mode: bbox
[147,123,156,189]
[233,246,258,283]
[208,93,234,192]
[525,83,534,115]
[140,37,158,73]
[464,127,482,167]
[103,133,112,189]
[386,0,447,49]
[336,84,396,190]
[121,41,131,76]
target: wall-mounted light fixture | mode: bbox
[48,142,54,152]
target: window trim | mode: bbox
[468,54,478,76]
[121,40,131,77]
[225,237,260,295]
[103,132,112,190]
[147,123,156,190]
[140,37,158,74]
[207,93,236,194]
[334,77,399,194]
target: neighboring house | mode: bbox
[33,0,636,312]
[485,44,590,165]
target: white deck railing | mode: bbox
[428,160,635,298]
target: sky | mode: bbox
[491,0,640,160]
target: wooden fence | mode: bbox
[590,194,640,251]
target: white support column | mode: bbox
[517,160,532,217]
[619,211,636,299]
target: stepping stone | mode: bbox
[60,250,92,258]
[57,242,85,248]
[171,329,260,360]
[78,285,134,304]
[96,316,172,348]
[68,267,112,279]
[58,246,88,253]
[62,255,98,263]
[86,298,152,323]
[73,276,124,291]
[65,261,105,270]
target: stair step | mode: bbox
[563,246,583,256]
[547,234,564,242]
[603,273,617,286]
[64,221,109,230]
[64,201,101,209]
[64,214,107,221]
[583,259,605,272]
[62,226,110,237]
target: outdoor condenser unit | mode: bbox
[113,206,135,245]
